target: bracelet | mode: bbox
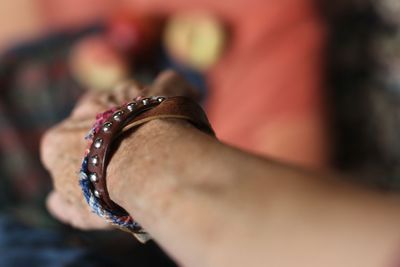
[79,96,214,242]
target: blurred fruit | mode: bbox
[106,12,162,55]
[164,12,226,72]
[69,36,129,91]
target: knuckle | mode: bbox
[40,128,59,169]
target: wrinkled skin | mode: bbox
[40,70,198,230]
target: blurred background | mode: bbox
[0,0,399,266]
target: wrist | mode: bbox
[106,119,193,209]
[79,95,214,238]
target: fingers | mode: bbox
[40,121,86,175]
[47,191,111,230]
[40,120,88,206]
[70,93,107,119]
[108,79,144,104]
[71,70,198,120]
[147,70,201,100]
[71,80,144,119]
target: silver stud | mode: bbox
[127,102,137,111]
[157,97,166,103]
[94,138,103,149]
[94,190,101,198]
[102,122,112,132]
[90,155,99,166]
[113,110,124,121]
[89,173,98,182]
[142,98,150,105]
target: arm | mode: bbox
[107,118,400,267]
[41,72,400,267]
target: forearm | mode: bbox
[108,120,400,267]
[108,119,265,265]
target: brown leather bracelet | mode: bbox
[79,96,214,240]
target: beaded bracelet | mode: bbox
[79,96,214,242]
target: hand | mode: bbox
[40,70,199,230]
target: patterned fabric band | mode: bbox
[79,96,215,242]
